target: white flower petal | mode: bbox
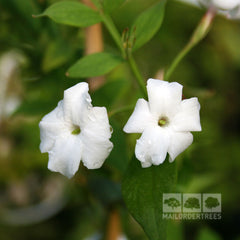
[187,0,240,18]
[168,131,193,162]
[123,99,154,133]
[39,101,67,153]
[228,5,240,18]
[172,97,201,132]
[63,82,92,126]
[81,107,113,169]
[147,79,183,117]
[141,160,152,168]
[81,139,113,169]
[48,134,82,178]
[198,0,240,10]
[212,0,240,10]
[82,107,112,139]
[135,126,170,166]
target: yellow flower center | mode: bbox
[71,126,81,135]
[158,116,169,127]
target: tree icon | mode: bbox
[184,197,200,209]
[164,197,181,209]
[205,197,220,210]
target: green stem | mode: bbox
[165,43,192,81]
[101,12,147,97]
[108,105,134,118]
[165,7,216,81]
[128,54,148,98]
[101,13,126,58]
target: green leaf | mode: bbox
[90,0,103,10]
[122,157,177,240]
[131,0,166,51]
[103,0,125,13]
[36,1,102,27]
[67,52,124,78]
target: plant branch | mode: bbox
[165,7,216,81]
[101,12,147,97]
[101,13,126,58]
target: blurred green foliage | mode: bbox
[0,0,240,239]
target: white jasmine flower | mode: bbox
[204,0,240,19]
[177,0,240,19]
[123,79,201,167]
[200,0,240,10]
[39,82,113,178]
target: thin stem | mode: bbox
[108,105,134,118]
[165,7,216,81]
[128,54,148,98]
[165,43,192,81]
[101,13,126,58]
[101,12,147,97]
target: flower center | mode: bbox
[158,116,169,127]
[71,125,81,135]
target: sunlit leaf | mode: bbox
[122,157,176,240]
[131,0,166,51]
[67,52,124,78]
[35,1,102,27]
